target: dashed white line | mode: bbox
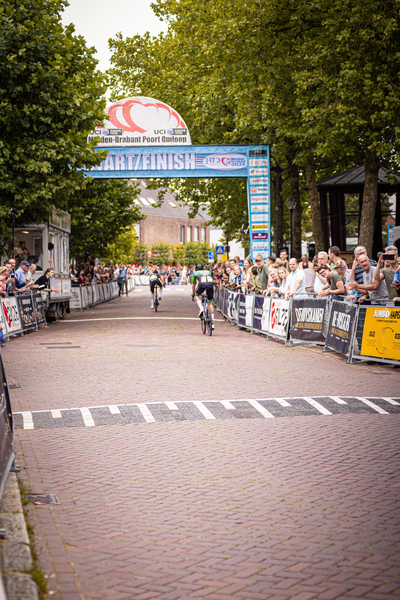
[220,400,236,410]
[80,407,95,427]
[248,399,275,419]
[303,397,332,415]
[193,401,215,420]
[22,411,34,430]
[273,398,291,407]
[137,403,156,423]
[381,397,400,406]
[356,397,389,415]
[108,405,121,415]
[329,396,348,405]
[165,401,178,410]
[51,409,62,419]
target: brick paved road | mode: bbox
[4,286,400,599]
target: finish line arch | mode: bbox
[86,144,270,259]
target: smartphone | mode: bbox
[382,254,395,261]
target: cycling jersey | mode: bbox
[192,270,213,285]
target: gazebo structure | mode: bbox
[317,165,400,257]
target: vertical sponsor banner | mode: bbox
[289,299,327,342]
[98,284,104,302]
[81,286,89,308]
[222,287,229,316]
[62,278,71,298]
[2,297,23,334]
[87,285,93,306]
[252,295,265,331]
[113,281,119,296]
[360,306,400,360]
[238,293,247,326]
[92,286,98,305]
[247,145,271,260]
[70,287,82,310]
[268,298,290,338]
[214,284,220,308]
[261,297,271,333]
[140,275,150,285]
[227,291,239,322]
[0,354,14,502]
[245,294,254,328]
[32,292,46,326]
[16,295,36,332]
[134,276,141,285]
[50,277,63,300]
[325,301,357,356]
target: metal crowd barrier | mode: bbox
[70,281,121,310]
[0,290,47,342]
[213,285,400,366]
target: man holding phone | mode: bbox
[373,246,400,301]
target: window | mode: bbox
[201,227,206,242]
[139,197,150,206]
[194,226,199,241]
[180,226,185,244]
[168,201,177,207]
[187,226,192,242]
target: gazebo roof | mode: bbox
[317,165,400,189]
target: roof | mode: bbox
[129,180,209,221]
[317,165,400,189]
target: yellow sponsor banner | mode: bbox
[216,254,227,263]
[360,306,400,360]
[252,224,268,230]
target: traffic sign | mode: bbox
[215,245,224,254]
[208,251,215,261]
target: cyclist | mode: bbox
[192,264,215,329]
[149,268,163,309]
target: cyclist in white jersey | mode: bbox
[149,269,163,309]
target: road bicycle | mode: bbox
[193,292,213,336]
[154,286,160,312]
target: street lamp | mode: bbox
[224,216,232,257]
[272,164,283,255]
[10,208,20,258]
[285,197,297,257]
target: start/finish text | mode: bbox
[92,152,196,172]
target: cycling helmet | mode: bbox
[195,264,204,271]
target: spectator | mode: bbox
[353,245,377,301]
[266,255,276,267]
[328,246,343,269]
[318,259,346,298]
[300,259,316,293]
[249,265,262,294]
[373,246,400,302]
[285,258,307,299]
[263,268,281,296]
[230,265,242,290]
[14,260,30,292]
[347,254,389,305]
[0,267,8,297]
[116,267,124,296]
[279,249,289,267]
[35,268,60,294]
[314,264,328,294]
[277,266,289,296]
[254,254,269,291]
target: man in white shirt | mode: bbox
[285,258,307,300]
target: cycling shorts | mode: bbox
[195,282,214,302]
[150,280,162,293]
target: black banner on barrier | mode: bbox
[32,292,46,326]
[289,299,327,342]
[238,294,246,326]
[222,288,228,316]
[252,295,264,331]
[0,355,13,501]
[325,301,357,355]
[16,295,36,332]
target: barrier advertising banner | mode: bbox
[268,297,290,338]
[252,295,264,331]
[238,294,246,327]
[361,306,400,360]
[0,355,13,502]
[81,286,89,308]
[245,294,254,328]
[16,295,36,332]
[2,297,22,334]
[261,297,271,332]
[289,299,327,342]
[227,291,239,321]
[32,292,46,326]
[325,301,357,356]
[87,286,93,306]
[70,287,82,310]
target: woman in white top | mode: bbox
[263,268,281,296]
[277,267,289,296]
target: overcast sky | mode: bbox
[61,0,166,75]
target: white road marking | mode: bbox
[329,396,348,404]
[193,401,215,419]
[22,411,34,430]
[220,400,236,410]
[356,397,389,415]
[303,397,332,415]
[108,405,121,415]
[381,397,400,406]
[165,401,178,410]
[80,407,95,427]
[248,399,275,418]
[273,398,291,407]
[51,409,62,419]
[137,403,156,423]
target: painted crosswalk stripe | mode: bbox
[273,398,291,407]
[248,399,275,419]
[381,397,400,406]
[22,411,34,430]
[51,409,62,419]
[193,401,215,420]
[329,396,348,405]
[356,397,389,415]
[165,401,178,410]
[108,405,121,415]
[137,403,156,423]
[303,397,332,415]
[220,400,236,410]
[80,407,95,427]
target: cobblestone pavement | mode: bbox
[4,286,400,599]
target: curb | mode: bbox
[0,473,38,600]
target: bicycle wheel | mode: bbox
[201,301,206,334]
[206,305,213,336]
[154,289,158,312]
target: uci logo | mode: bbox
[369,331,375,337]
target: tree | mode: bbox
[106,228,138,264]
[150,240,171,265]
[0,0,108,241]
[131,242,149,265]
[172,244,186,266]
[184,242,202,267]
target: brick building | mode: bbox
[131,180,210,245]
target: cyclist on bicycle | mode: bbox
[149,268,163,310]
[192,264,215,328]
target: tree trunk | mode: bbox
[359,148,380,257]
[286,149,302,259]
[306,153,325,254]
